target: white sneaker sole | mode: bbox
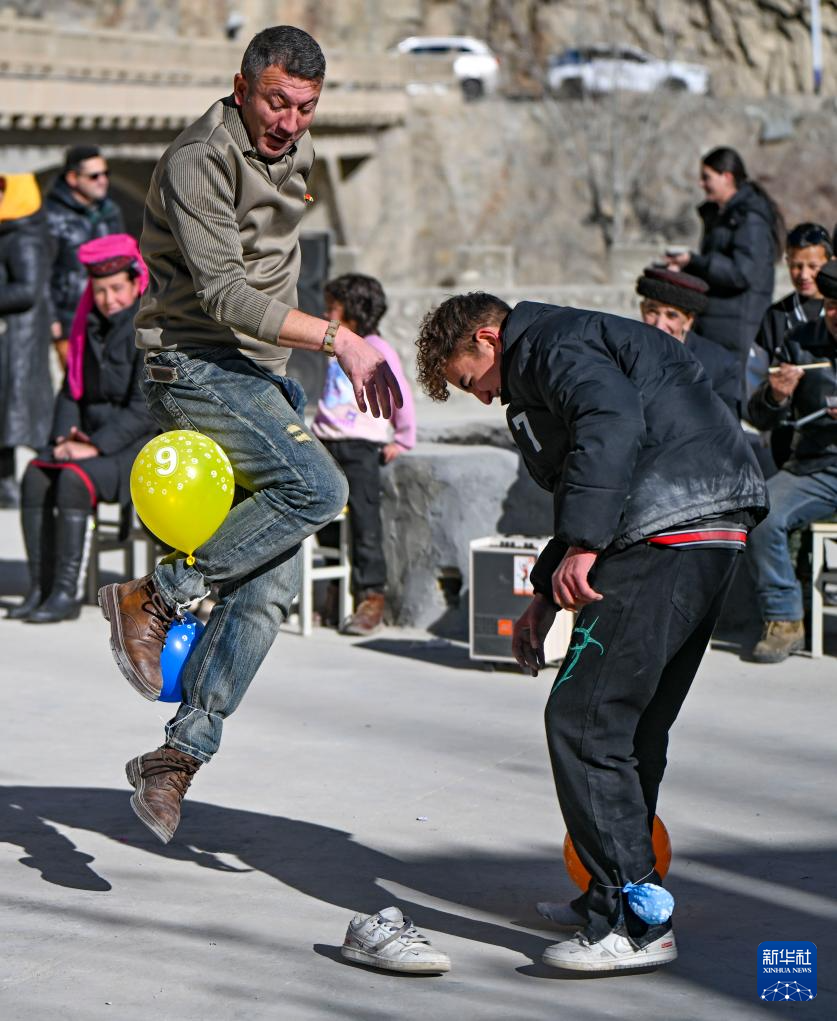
[341,945,450,974]
[542,939,677,972]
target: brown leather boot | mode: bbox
[751,620,805,663]
[340,591,385,636]
[125,745,202,844]
[99,575,178,700]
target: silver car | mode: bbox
[547,44,710,98]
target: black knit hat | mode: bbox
[636,266,709,316]
[85,255,135,278]
[64,145,102,173]
[815,260,837,300]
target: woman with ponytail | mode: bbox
[667,146,785,383]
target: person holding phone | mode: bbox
[665,147,784,388]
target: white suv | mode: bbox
[396,36,500,99]
[547,44,709,98]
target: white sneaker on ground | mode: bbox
[341,906,451,974]
[542,928,677,972]
[536,901,588,928]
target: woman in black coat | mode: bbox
[0,174,54,507]
[7,234,156,623]
[667,147,784,381]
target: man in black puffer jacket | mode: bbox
[45,146,124,366]
[415,293,768,974]
[746,260,837,664]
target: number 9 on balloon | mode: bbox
[130,431,234,563]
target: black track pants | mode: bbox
[545,542,739,943]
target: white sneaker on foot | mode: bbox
[341,906,451,974]
[542,928,677,972]
[536,901,588,928]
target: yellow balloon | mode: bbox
[130,431,234,562]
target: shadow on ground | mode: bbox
[2,785,835,1009]
[0,558,123,611]
[2,785,555,962]
[355,636,508,672]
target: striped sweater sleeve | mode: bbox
[160,142,290,343]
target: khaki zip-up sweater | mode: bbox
[135,96,314,375]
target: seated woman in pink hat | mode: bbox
[7,233,157,623]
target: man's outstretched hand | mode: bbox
[334,334,403,419]
[512,593,557,676]
[277,309,403,419]
[552,546,602,611]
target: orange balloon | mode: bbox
[563,815,672,891]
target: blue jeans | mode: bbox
[141,347,348,762]
[746,466,837,621]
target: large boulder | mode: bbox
[381,442,552,634]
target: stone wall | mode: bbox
[380,442,554,633]
[346,91,837,290]
[7,1,835,96]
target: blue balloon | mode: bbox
[623,882,675,925]
[159,612,205,703]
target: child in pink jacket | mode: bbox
[312,274,415,634]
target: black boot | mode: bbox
[7,505,55,620]
[27,509,92,623]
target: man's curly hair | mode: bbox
[415,292,511,402]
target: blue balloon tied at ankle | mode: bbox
[159,612,204,703]
[623,882,675,925]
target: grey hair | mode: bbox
[240,26,326,83]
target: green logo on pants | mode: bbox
[550,616,605,696]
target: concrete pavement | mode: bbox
[1,507,835,1020]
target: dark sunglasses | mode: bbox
[79,170,110,181]
[786,223,833,253]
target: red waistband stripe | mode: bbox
[648,528,748,547]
